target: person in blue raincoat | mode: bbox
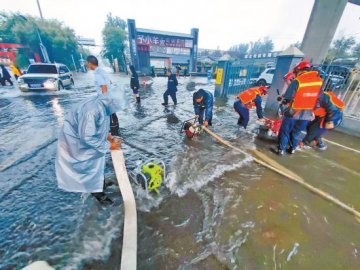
[55,91,124,204]
[193,89,213,126]
[162,69,178,106]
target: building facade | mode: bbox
[127,19,199,75]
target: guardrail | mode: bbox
[111,149,137,270]
[339,69,360,119]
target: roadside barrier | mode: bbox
[111,149,137,270]
[203,127,360,221]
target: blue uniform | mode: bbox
[303,93,339,144]
[193,89,213,125]
[163,74,178,105]
[278,80,317,151]
[130,66,140,95]
[234,95,263,129]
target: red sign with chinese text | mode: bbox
[136,34,193,48]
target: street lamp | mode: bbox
[18,15,50,63]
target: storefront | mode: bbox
[127,19,199,75]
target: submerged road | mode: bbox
[0,71,359,269]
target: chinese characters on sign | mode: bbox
[136,34,193,48]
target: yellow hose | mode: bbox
[202,126,360,221]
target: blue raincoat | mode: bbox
[56,90,126,193]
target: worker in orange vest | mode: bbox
[276,60,328,155]
[233,86,268,129]
[301,90,344,150]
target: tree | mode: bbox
[228,43,249,57]
[326,36,356,61]
[102,13,127,71]
[352,43,360,59]
[249,37,274,55]
[290,41,301,49]
[0,12,84,69]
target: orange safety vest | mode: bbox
[238,87,261,105]
[292,71,323,110]
[314,92,345,117]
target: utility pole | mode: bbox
[18,15,49,63]
[36,0,44,20]
[35,28,50,63]
[71,54,77,72]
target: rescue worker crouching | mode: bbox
[162,68,178,106]
[277,60,330,155]
[193,89,214,127]
[233,86,268,129]
[302,90,344,150]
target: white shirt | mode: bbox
[94,67,111,95]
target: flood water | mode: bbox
[0,71,359,270]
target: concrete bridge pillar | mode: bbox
[300,0,348,65]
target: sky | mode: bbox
[1,0,360,51]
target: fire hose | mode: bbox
[202,126,360,221]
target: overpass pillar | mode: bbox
[300,0,348,65]
[265,47,304,115]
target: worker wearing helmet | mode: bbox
[193,88,214,126]
[276,60,328,155]
[233,86,268,129]
[301,90,343,150]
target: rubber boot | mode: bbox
[91,192,114,206]
[136,96,141,103]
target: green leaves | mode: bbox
[102,14,127,71]
[0,12,83,69]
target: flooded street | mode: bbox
[0,71,359,270]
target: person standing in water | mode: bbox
[130,65,140,103]
[86,55,120,136]
[162,68,178,106]
[56,91,122,205]
[0,65,13,86]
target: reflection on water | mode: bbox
[0,74,359,269]
[50,98,65,126]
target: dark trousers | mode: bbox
[304,114,342,144]
[110,113,119,136]
[278,117,309,151]
[254,96,264,119]
[303,117,325,144]
[198,109,212,125]
[234,100,249,129]
[1,77,13,86]
[163,90,177,105]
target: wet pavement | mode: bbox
[0,71,359,270]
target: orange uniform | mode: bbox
[292,71,323,110]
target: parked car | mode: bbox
[313,66,348,90]
[256,68,275,86]
[17,63,74,92]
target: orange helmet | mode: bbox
[258,85,268,95]
[284,71,295,82]
[295,60,311,71]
